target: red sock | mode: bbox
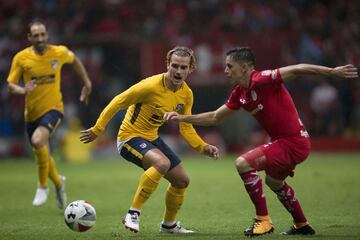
[240,170,268,216]
[274,182,307,223]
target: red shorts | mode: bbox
[241,136,311,180]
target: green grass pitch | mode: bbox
[0,153,360,240]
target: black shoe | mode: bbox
[280,224,315,235]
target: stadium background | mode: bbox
[0,0,359,160]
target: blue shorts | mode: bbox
[26,110,63,141]
[118,137,181,170]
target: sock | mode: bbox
[33,146,50,188]
[240,170,268,216]
[273,182,307,224]
[163,184,187,224]
[48,156,62,188]
[131,167,163,209]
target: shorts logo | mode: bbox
[51,60,58,69]
[139,143,147,149]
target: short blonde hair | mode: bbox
[166,46,197,72]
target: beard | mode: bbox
[34,43,46,53]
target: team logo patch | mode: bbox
[51,60,58,69]
[139,143,147,149]
[175,104,184,111]
[251,90,257,101]
[261,70,271,76]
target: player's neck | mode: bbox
[32,46,48,56]
[240,70,254,88]
[165,73,182,92]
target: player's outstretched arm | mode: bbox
[164,105,234,126]
[72,56,92,105]
[80,129,97,144]
[279,64,358,81]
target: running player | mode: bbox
[80,46,219,233]
[7,19,92,209]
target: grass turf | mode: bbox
[0,153,359,239]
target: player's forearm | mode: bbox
[7,83,26,95]
[295,64,333,76]
[280,64,333,81]
[91,95,123,135]
[73,57,92,88]
[179,111,220,126]
[179,123,208,154]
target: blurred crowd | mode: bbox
[0,0,359,156]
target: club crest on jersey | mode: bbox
[261,70,272,76]
[139,143,147,149]
[175,104,184,112]
[51,60,58,69]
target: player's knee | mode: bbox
[235,157,251,174]
[153,159,171,175]
[173,175,190,188]
[31,134,46,148]
[265,176,284,190]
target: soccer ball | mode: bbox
[64,200,96,232]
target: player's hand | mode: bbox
[203,144,220,160]
[163,112,180,122]
[332,64,358,78]
[25,80,37,94]
[80,84,92,105]
[80,129,97,143]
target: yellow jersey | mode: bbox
[7,45,75,122]
[91,73,208,153]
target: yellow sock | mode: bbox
[163,185,187,222]
[131,167,163,209]
[33,146,50,188]
[48,156,62,188]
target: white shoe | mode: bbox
[32,187,49,207]
[160,221,194,233]
[122,210,140,233]
[55,175,67,209]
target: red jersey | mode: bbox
[225,69,308,140]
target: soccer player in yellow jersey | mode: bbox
[6,20,92,209]
[80,46,219,233]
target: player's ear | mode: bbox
[241,62,251,73]
[27,33,32,42]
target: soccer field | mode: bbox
[0,153,359,240]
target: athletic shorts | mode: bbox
[26,110,63,141]
[241,136,311,180]
[117,137,181,170]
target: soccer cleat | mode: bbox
[122,210,140,233]
[55,175,67,209]
[160,221,194,234]
[280,224,315,235]
[32,187,49,207]
[244,218,274,236]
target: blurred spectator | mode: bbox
[0,0,359,157]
